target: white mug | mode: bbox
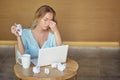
[17,54,31,69]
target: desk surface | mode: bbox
[14,58,79,80]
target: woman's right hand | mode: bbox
[11,23,20,37]
[11,24,25,54]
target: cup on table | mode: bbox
[17,54,31,69]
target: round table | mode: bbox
[14,58,79,80]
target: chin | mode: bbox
[43,28,49,31]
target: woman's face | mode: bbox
[37,12,53,30]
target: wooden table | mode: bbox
[14,58,79,80]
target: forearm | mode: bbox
[49,21,62,46]
[54,30,62,46]
[17,37,25,54]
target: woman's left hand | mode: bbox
[49,21,58,32]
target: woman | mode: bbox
[11,5,62,58]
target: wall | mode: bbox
[0,0,120,41]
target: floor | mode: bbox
[0,45,120,80]
[0,45,17,80]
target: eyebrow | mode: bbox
[44,17,53,20]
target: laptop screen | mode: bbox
[31,45,69,66]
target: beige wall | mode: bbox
[0,0,120,41]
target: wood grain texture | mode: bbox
[0,0,120,41]
[14,58,79,80]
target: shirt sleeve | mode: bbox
[49,32,56,47]
[21,29,30,54]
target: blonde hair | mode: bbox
[31,5,57,29]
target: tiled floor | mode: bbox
[0,45,120,80]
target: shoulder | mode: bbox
[49,32,55,37]
[22,28,31,35]
[21,28,31,37]
[49,32,54,36]
[22,28,31,33]
[47,32,55,41]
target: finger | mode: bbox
[49,22,56,27]
[11,26,17,33]
[11,26,16,33]
[11,25,15,29]
[14,23,17,26]
[11,28,16,34]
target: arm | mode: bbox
[17,37,25,54]
[49,21,62,46]
[54,29,62,46]
[11,24,25,54]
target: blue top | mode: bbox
[17,29,56,58]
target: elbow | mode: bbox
[56,42,63,46]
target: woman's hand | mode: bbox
[49,21,58,33]
[11,23,20,37]
[49,21,62,46]
[11,23,25,54]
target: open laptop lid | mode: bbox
[32,45,69,66]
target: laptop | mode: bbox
[31,45,69,66]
